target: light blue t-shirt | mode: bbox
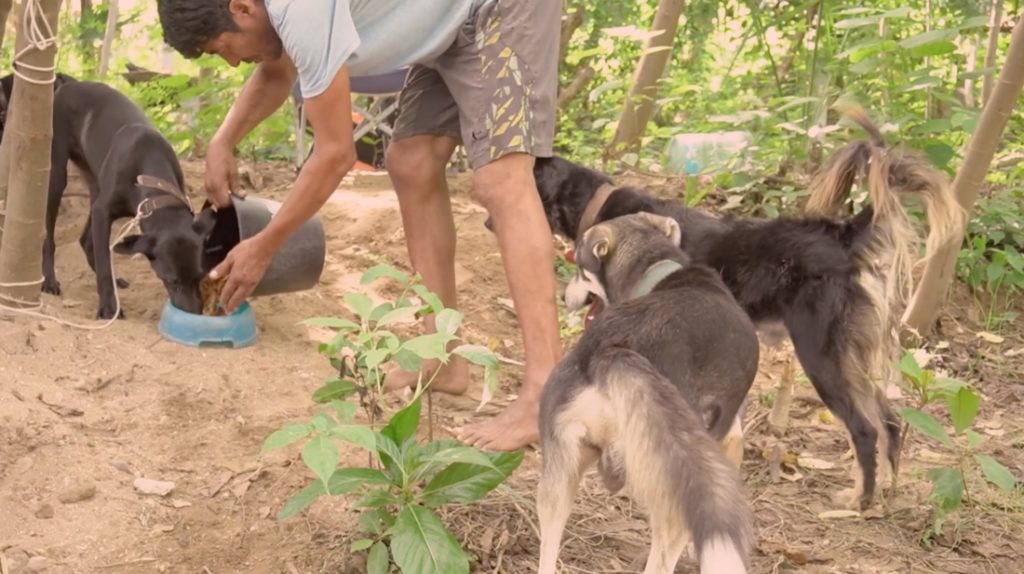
[268,0,486,99]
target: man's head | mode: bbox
[157,0,283,66]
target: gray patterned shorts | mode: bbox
[392,0,562,169]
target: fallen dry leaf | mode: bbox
[818,509,860,520]
[797,455,836,470]
[134,478,176,497]
[977,331,1004,344]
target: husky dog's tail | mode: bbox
[597,348,753,573]
[806,103,966,308]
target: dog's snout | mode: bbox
[484,217,494,232]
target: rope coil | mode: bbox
[12,0,58,85]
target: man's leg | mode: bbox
[432,0,563,451]
[455,153,562,450]
[381,66,469,393]
[383,134,469,394]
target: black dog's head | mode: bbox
[114,207,217,314]
[483,156,614,239]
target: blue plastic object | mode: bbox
[663,131,752,175]
[157,299,257,348]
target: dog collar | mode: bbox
[629,259,684,300]
[577,183,617,236]
[136,175,194,214]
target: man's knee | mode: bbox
[386,136,457,189]
[471,153,538,211]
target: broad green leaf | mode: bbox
[897,353,923,382]
[312,413,334,431]
[303,435,340,488]
[966,429,984,449]
[262,423,312,453]
[835,15,881,30]
[421,451,523,507]
[351,539,374,552]
[452,344,499,368]
[975,454,1017,493]
[924,143,956,169]
[899,408,953,447]
[959,15,989,30]
[390,505,469,574]
[313,379,358,403]
[402,333,450,361]
[881,7,913,18]
[947,387,980,435]
[364,348,391,370]
[369,302,395,323]
[361,263,410,286]
[327,467,391,495]
[330,400,358,424]
[375,433,404,470]
[849,57,879,75]
[411,284,445,315]
[908,40,957,59]
[912,119,952,135]
[434,308,463,337]
[393,349,423,372]
[303,317,360,331]
[360,508,389,535]
[382,397,422,445]
[354,488,400,508]
[899,29,958,50]
[376,305,421,327]
[420,445,500,472]
[277,479,325,520]
[367,541,389,574]
[329,425,379,452]
[930,377,967,399]
[926,467,964,510]
[345,293,375,320]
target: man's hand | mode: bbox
[205,141,245,209]
[209,235,275,314]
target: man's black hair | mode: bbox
[157,0,239,59]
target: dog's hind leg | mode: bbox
[537,421,598,574]
[643,507,690,574]
[720,412,745,472]
[786,303,879,510]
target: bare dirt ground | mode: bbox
[2,160,1022,574]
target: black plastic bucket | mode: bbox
[202,195,326,297]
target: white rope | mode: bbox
[0,210,144,330]
[12,0,57,85]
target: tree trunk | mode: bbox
[0,0,26,242]
[0,0,62,308]
[605,0,686,161]
[902,16,1024,332]
[559,6,584,66]
[982,0,1003,105]
[963,31,979,108]
[0,0,14,51]
[97,0,117,77]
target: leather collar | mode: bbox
[577,182,617,236]
[628,259,684,300]
[136,174,193,215]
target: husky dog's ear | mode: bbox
[585,224,617,261]
[637,212,681,245]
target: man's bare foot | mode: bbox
[383,354,470,395]
[455,393,540,451]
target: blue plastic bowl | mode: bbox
[157,300,257,348]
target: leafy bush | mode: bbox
[896,352,1018,542]
[263,264,522,574]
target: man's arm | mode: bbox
[252,65,357,252]
[211,56,298,150]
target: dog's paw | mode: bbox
[41,280,62,296]
[96,306,125,320]
[116,278,130,289]
[834,487,868,510]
